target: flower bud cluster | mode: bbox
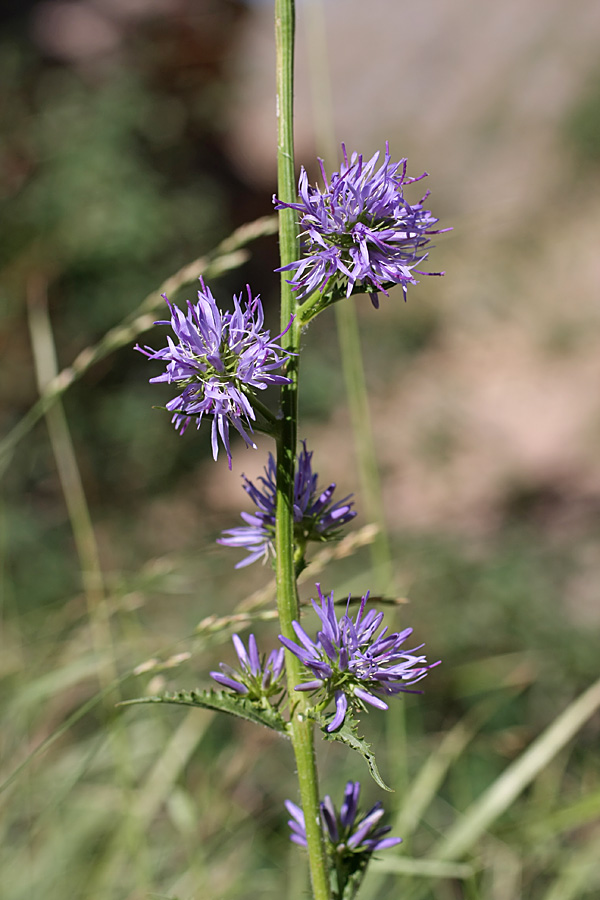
[286,781,401,897]
[275,143,449,308]
[211,588,437,731]
[210,633,285,702]
[218,442,356,568]
[286,780,401,855]
[279,585,439,731]
[136,280,291,468]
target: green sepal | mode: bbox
[297,277,393,326]
[326,838,376,900]
[318,713,392,792]
[336,859,371,900]
[120,689,290,736]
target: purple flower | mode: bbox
[286,781,401,864]
[218,441,356,568]
[136,280,291,468]
[279,585,439,731]
[274,143,449,308]
[210,633,285,701]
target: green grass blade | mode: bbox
[370,856,476,880]
[541,831,600,900]
[433,676,600,861]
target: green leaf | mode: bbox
[120,689,290,736]
[318,714,392,792]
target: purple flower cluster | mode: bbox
[286,780,401,854]
[218,442,356,568]
[279,586,439,730]
[210,633,285,702]
[274,143,448,307]
[136,280,291,468]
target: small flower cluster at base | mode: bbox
[274,142,449,307]
[218,441,356,567]
[279,585,439,730]
[210,633,285,702]
[286,780,401,855]
[136,279,291,468]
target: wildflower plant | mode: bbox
[128,1,446,897]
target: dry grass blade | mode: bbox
[26,275,115,685]
[0,674,127,796]
[195,608,278,639]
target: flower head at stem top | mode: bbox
[210,633,286,702]
[135,279,292,468]
[279,585,440,731]
[274,142,450,310]
[286,781,401,897]
[218,441,356,568]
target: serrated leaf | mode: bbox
[319,715,392,792]
[120,689,289,736]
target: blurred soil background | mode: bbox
[1,1,600,899]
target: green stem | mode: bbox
[274,2,331,899]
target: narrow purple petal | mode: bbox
[231,634,249,670]
[327,691,348,731]
[285,800,306,829]
[289,833,308,847]
[247,634,261,676]
[209,672,248,694]
[294,679,325,692]
[320,796,339,842]
[372,836,402,850]
[348,806,385,848]
[353,687,389,710]
[339,781,360,829]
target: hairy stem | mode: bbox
[274,1,330,898]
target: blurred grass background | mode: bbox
[1,1,600,898]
